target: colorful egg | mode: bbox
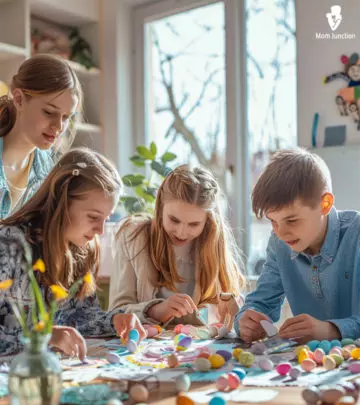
[216,374,229,391]
[167,354,179,368]
[197,328,211,340]
[231,367,246,380]
[209,354,225,369]
[176,394,195,405]
[351,348,360,359]
[341,338,354,347]
[289,368,301,380]
[128,329,140,343]
[176,375,191,392]
[216,350,232,362]
[232,348,243,360]
[307,340,320,351]
[127,340,138,353]
[129,384,149,403]
[295,345,309,356]
[258,358,274,371]
[329,347,343,356]
[174,333,187,345]
[209,395,226,405]
[176,336,192,351]
[323,355,337,370]
[301,358,317,372]
[348,362,360,374]
[298,348,311,364]
[208,325,218,338]
[302,386,321,404]
[174,324,184,334]
[238,352,254,368]
[194,357,211,372]
[330,354,344,366]
[313,348,325,364]
[276,362,292,376]
[354,338,360,347]
[342,348,352,360]
[318,340,331,354]
[106,352,121,364]
[227,372,241,390]
[330,339,342,348]
[217,325,229,338]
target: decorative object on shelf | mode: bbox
[0,81,8,97]
[323,52,360,130]
[69,28,95,70]
[31,24,70,59]
[119,142,177,214]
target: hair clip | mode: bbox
[72,169,80,176]
[77,162,87,168]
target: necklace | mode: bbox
[3,154,32,172]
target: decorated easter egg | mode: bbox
[318,340,331,354]
[129,329,140,343]
[335,396,356,405]
[321,387,346,404]
[197,328,211,340]
[174,333,187,345]
[330,339,342,348]
[216,374,229,391]
[127,340,138,353]
[231,367,246,380]
[330,353,344,366]
[307,340,320,351]
[342,347,352,360]
[323,355,337,370]
[259,358,274,371]
[351,348,360,359]
[329,347,343,356]
[176,336,192,351]
[342,338,354,347]
[289,368,301,380]
[209,395,226,405]
[301,358,317,372]
[129,384,149,403]
[209,354,225,369]
[216,350,232,362]
[176,394,195,405]
[176,375,191,392]
[251,342,266,355]
[313,348,325,364]
[227,372,241,390]
[348,361,360,374]
[238,351,254,368]
[208,325,218,338]
[302,386,321,404]
[106,352,121,364]
[194,358,211,372]
[232,348,243,360]
[217,325,229,338]
[355,338,360,347]
[167,354,179,368]
[295,345,310,356]
[298,348,310,364]
[276,362,291,376]
[174,324,184,334]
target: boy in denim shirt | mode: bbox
[235,148,360,342]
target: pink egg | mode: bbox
[329,347,343,356]
[301,358,317,372]
[216,374,229,391]
[227,372,241,390]
[182,325,192,335]
[348,362,360,374]
[313,348,325,364]
[174,324,184,334]
[276,362,292,376]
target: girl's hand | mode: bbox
[147,294,197,323]
[112,313,147,342]
[50,325,87,361]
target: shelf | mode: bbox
[0,42,27,61]
[67,60,100,77]
[30,0,99,26]
[75,122,101,134]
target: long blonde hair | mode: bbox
[1,148,122,299]
[121,165,245,304]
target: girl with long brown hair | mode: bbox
[0,54,82,218]
[0,148,146,358]
[109,165,246,327]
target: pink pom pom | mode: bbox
[341,54,349,64]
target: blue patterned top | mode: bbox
[0,225,124,356]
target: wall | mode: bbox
[297,0,360,148]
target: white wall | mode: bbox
[297,0,360,148]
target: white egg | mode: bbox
[175,374,191,392]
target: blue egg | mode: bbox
[330,339,342,348]
[129,329,140,343]
[210,395,226,405]
[232,367,246,380]
[318,340,331,354]
[106,352,121,364]
[307,340,320,351]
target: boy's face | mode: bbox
[266,198,328,254]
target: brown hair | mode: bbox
[0,54,82,154]
[252,148,332,219]
[1,148,122,299]
[119,165,246,304]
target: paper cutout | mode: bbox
[260,320,278,337]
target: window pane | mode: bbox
[246,0,297,274]
[145,2,226,183]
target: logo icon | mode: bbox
[326,5,342,31]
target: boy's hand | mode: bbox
[238,309,269,342]
[112,313,147,342]
[279,314,341,342]
[50,325,87,361]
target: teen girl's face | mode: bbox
[65,189,116,247]
[162,200,207,246]
[14,88,78,150]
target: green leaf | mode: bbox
[120,196,147,213]
[151,161,172,177]
[28,270,46,321]
[136,145,155,160]
[122,174,145,187]
[130,155,145,167]
[161,152,177,163]
[150,142,157,157]
[135,186,155,203]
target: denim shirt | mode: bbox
[235,207,360,339]
[0,225,124,356]
[0,137,54,219]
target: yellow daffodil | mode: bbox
[33,258,45,273]
[33,321,45,332]
[50,285,68,300]
[0,279,13,290]
[83,272,92,284]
